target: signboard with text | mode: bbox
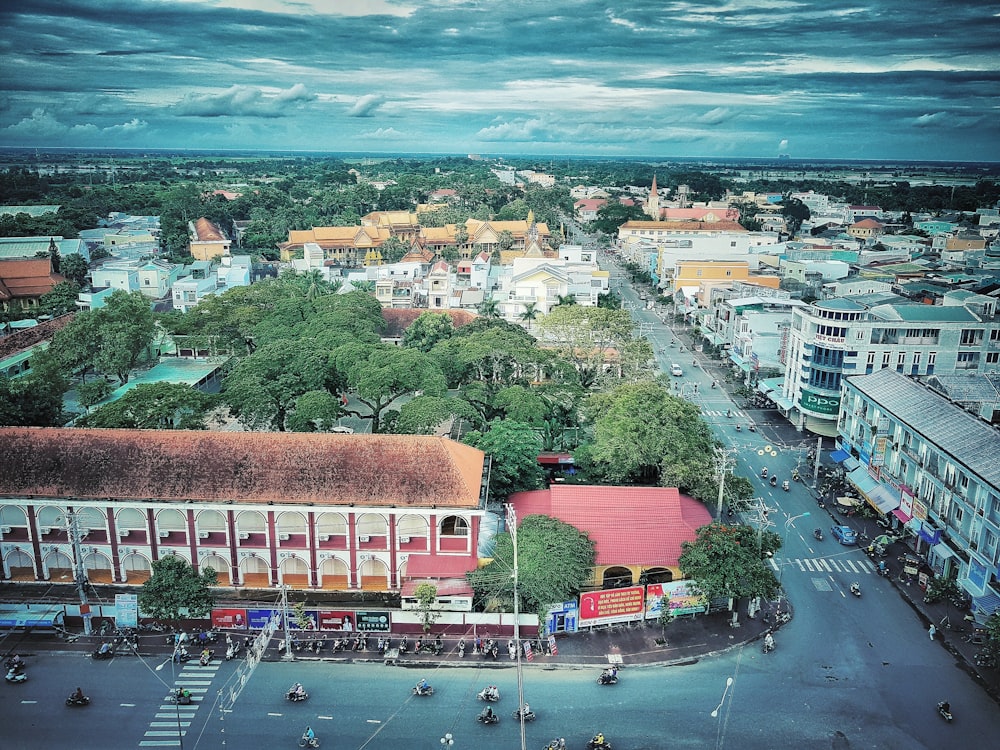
[211,608,248,629]
[355,610,391,632]
[579,587,645,625]
[318,610,357,631]
[115,594,138,629]
[799,388,841,416]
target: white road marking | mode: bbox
[120,702,135,707]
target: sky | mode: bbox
[1,0,998,161]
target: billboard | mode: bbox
[318,610,357,631]
[211,608,248,629]
[799,388,840,416]
[355,610,392,633]
[656,580,707,616]
[579,587,645,625]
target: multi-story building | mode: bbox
[837,369,1000,621]
[0,428,488,592]
[779,291,1000,435]
[188,218,231,261]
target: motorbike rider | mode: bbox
[939,700,951,714]
[303,725,316,743]
[480,705,495,721]
[850,581,861,595]
[72,686,85,702]
[764,633,774,652]
[761,467,768,478]
[592,732,606,747]
[517,701,531,717]
[416,678,429,694]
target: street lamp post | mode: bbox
[779,512,810,588]
[155,641,185,750]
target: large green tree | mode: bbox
[138,555,218,621]
[678,522,782,604]
[92,290,157,384]
[467,515,595,617]
[402,311,455,352]
[462,419,544,503]
[332,342,447,433]
[76,382,216,429]
[581,382,717,489]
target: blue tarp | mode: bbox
[830,449,850,463]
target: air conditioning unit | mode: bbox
[198,531,209,539]
[318,534,330,542]
[399,536,411,544]
[359,535,371,543]
[40,527,51,535]
[0,526,11,534]
[159,530,170,538]
[238,532,250,540]
[118,529,129,538]
[278,533,290,541]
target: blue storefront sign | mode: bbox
[247,608,280,630]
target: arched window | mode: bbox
[440,516,469,536]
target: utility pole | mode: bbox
[812,435,823,488]
[715,447,732,520]
[505,503,527,750]
[280,584,293,660]
[62,510,93,635]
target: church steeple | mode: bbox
[646,175,660,219]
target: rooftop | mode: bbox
[0,428,486,508]
[844,370,1000,487]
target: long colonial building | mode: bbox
[0,428,489,592]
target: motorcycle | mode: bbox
[877,561,889,577]
[735,424,741,432]
[66,693,91,707]
[762,634,775,654]
[93,644,114,660]
[5,669,27,684]
[792,471,800,482]
[286,687,309,702]
[769,476,777,487]
[412,683,434,697]
[711,380,717,389]
[225,642,240,661]
[512,707,536,722]
[477,687,500,702]
[937,702,953,722]
[761,468,768,479]
[813,528,823,541]
[169,689,193,705]
[545,739,567,750]
[850,582,862,597]
[748,423,756,432]
[199,650,214,666]
[476,709,499,725]
[782,480,790,491]
[587,736,613,750]
[597,669,618,685]
[298,733,320,748]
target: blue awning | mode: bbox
[0,607,60,628]
[973,590,1000,618]
[772,394,794,411]
[830,449,850,463]
[847,466,899,513]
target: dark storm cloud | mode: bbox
[0,0,996,158]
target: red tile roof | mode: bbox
[0,313,74,359]
[381,308,477,339]
[510,484,711,567]
[0,427,485,508]
[0,258,64,301]
[193,217,226,241]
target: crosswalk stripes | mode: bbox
[139,662,221,747]
[703,409,747,418]
[779,556,877,576]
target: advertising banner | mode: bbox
[872,436,888,467]
[355,610,391,633]
[211,608,248,629]
[579,586,644,625]
[799,388,840,416]
[115,594,138,629]
[650,580,707,617]
[247,608,280,630]
[318,610,357,631]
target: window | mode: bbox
[912,352,921,365]
[928,352,937,365]
[867,351,876,366]
[882,352,891,366]
[988,352,999,364]
[897,352,906,366]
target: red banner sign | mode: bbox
[317,610,356,631]
[579,586,645,623]
[211,608,248,629]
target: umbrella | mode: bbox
[836,496,859,507]
[874,534,893,547]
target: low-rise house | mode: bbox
[188,218,231,261]
[0,257,65,314]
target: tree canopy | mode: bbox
[678,522,782,603]
[467,514,596,617]
[76,382,216,430]
[462,419,544,503]
[138,555,218,621]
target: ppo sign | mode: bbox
[799,389,841,416]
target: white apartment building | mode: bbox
[838,369,1000,622]
[498,257,609,325]
[779,291,1000,435]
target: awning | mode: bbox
[932,543,956,560]
[973,590,1000,617]
[846,466,899,513]
[892,508,912,523]
[844,456,861,471]
[830,449,850,463]
[771,394,794,411]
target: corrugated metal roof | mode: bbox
[845,370,1000,487]
[870,304,979,322]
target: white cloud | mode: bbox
[362,127,403,138]
[347,94,386,117]
[173,84,315,118]
[174,0,416,17]
[1,108,143,141]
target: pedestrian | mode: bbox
[929,624,936,640]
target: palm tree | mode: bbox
[477,297,501,319]
[554,293,577,308]
[519,301,539,330]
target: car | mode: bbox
[670,364,683,376]
[831,525,857,545]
